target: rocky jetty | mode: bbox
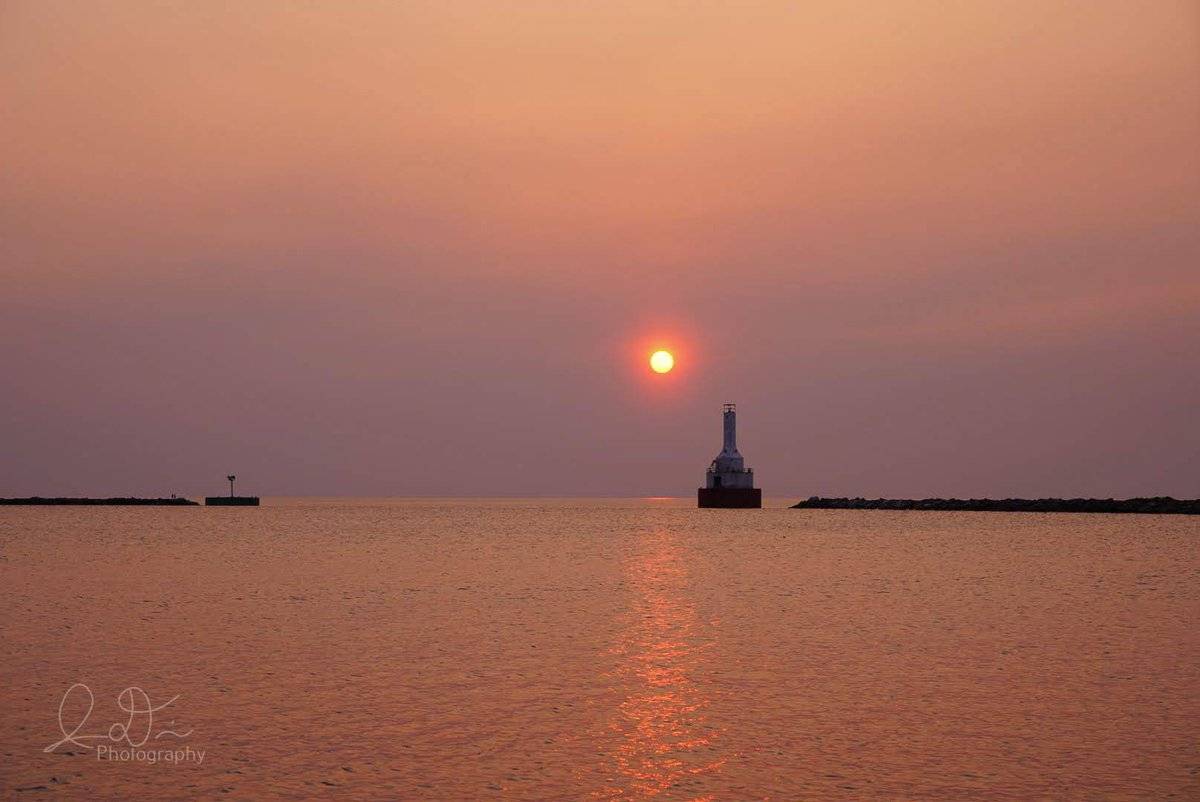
[0,497,199,506]
[791,496,1200,515]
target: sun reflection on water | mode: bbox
[592,531,725,800]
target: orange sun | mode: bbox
[649,350,675,373]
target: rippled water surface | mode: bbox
[2,499,1197,799]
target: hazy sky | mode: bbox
[2,1,1197,497]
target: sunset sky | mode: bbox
[2,1,1197,497]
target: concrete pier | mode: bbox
[206,474,259,505]
[205,496,260,506]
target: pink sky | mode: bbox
[2,1,1197,497]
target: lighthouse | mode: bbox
[697,403,762,508]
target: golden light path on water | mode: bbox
[591,530,726,799]
[4,501,1199,799]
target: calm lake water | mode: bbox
[2,499,1197,799]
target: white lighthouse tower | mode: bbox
[698,403,762,508]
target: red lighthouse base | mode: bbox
[697,487,762,508]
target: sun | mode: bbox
[649,350,675,373]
